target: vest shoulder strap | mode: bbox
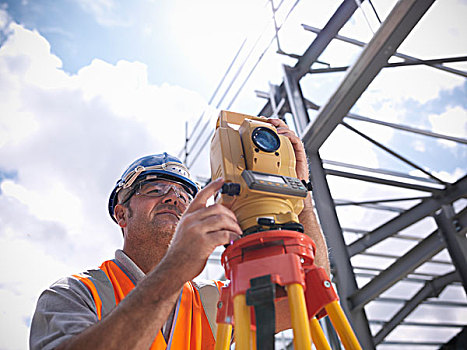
[191,279,221,339]
[75,268,116,319]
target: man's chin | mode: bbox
[153,212,180,222]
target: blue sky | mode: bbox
[2,0,256,96]
[0,0,466,349]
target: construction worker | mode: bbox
[29,118,329,349]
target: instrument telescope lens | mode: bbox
[252,127,280,153]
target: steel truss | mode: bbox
[184,0,467,348]
[254,0,466,348]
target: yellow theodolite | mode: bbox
[210,110,361,350]
[210,110,306,235]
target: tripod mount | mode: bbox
[214,230,362,350]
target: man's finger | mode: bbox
[207,230,242,247]
[200,214,243,236]
[190,203,238,223]
[185,178,224,212]
[265,118,286,128]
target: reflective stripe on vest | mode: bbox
[74,260,216,349]
[72,269,116,320]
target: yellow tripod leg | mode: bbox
[215,323,232,350]
[309,318,331,350]
[326,301,362,350]
[287,283,312,350]
[233,294,251,350]
[251,329,257,350]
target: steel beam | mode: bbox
[294,0,359,77]
[258,0,359,117]
[370,320,466,328]
[309,152,375,349]
[323,159,442,186]
[334,199,406,213]
[373,271,460,345]
[298,96,467,145]
[308,55,467,73]
[435,205,467,293]
[341,122,446,184]
[355,272,433,285]
[267,83,284,118]
[344,227,431,244]
[302,0,436,153]
[354,265,443,280]
[349,229,447,311]
[382,340,443,346]
[344,112,467,145]
[375,296,467,308]
[358,250,452,266]
[348,176,467,256]
[302,24,467,78]
[336,196,427,206]
[325,168,443,193]
[283,65,309,134]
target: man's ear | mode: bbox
[114,204,128,228]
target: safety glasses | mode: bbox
[134,180,193,204]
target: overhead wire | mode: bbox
[186,21,274,168]
[368,0,382,24]
[185,26,273,168]
[187,0,302,168]
[227,0,300,110]
[354,0,377,34]
[216,20,273,109]
[178,38,247,160]
[180,0,274,163]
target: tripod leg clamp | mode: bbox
[246,275,276,350]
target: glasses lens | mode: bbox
[138,181,192,203]
[139,182,166,195]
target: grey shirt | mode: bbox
[29,250,175,350]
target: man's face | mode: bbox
[118,179,193,250]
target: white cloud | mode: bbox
[0,17,208,349]
[400,0,467,59]
[428,106,467,148]
[1,180,84,233]
[432,167,465,183]
[0,236,76,350]
[0,289,31,350]
[0,23,67,88]
[360,65,465,107]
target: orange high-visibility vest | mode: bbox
[73,260,222,349]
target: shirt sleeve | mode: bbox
[29,276,99,350]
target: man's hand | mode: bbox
[266,118,309,181]
[163,178,242,282]
[263,118,330,332]
[266,118,330,276]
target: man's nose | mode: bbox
[162,187,180,204]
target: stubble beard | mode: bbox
[151,214,178,249]
[124,213,179,273]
